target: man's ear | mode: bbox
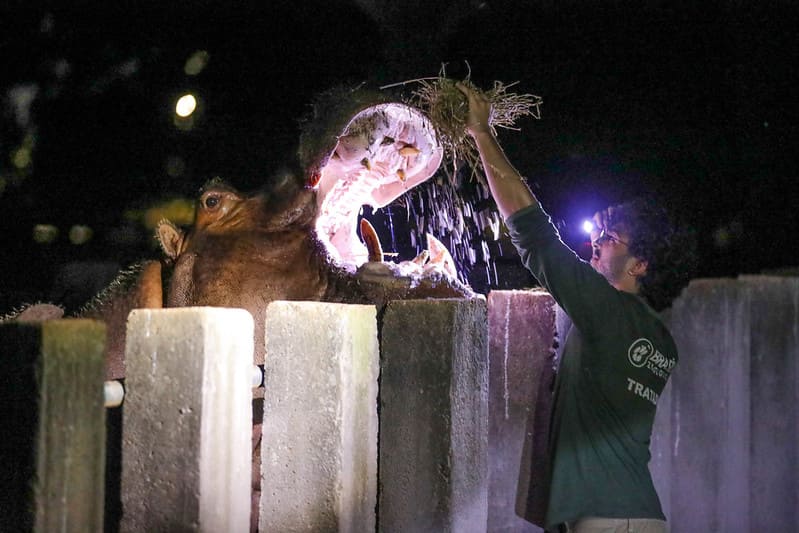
[156,219,185,260]
[629,258,648,278]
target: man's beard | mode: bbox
[591,252,629,284]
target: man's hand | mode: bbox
[456,82,492,136]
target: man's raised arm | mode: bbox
[456,82,538,219]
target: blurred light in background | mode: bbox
[7,84,39,128]
[52,58,71,80]
[175,94,197,117]
[39,12,54,33]
[582,220,595,234]
[713,221,743,250]
[33,224,58,243]
[69,225,93,245]
[12,146,31,170]
[138,197,195,229]
[11,134,36,174]
[184,50,210,76]
[165,155,186,177]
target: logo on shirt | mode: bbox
[627,338,675,380]
[627,338,654,367]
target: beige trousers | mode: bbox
[566,517,667,533]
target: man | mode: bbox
[457,83,695,533]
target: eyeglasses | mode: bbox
[592,228,630,247]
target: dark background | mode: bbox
[1,1,797,312]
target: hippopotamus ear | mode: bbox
[156,219,185,260]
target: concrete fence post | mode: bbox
[743,276,799,530]
[259,301,379,533]
[487,290,557,533]
[379,298,489,533]
[120,307,253,533]
[0,319,107,532]
[655,276,799,532]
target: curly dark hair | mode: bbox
[607,198,698,311]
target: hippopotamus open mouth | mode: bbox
[314,102,446,271]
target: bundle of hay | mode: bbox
[399,70,543,181]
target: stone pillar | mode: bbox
[744,276,799,530]
[657,276,799,532]
[379,298,489,533]
[121,308,253,533]
[661,279,752,532]
[0,319,107,532]
[260,301,379,533]
[487,290,556,533]
[649,307,675,528]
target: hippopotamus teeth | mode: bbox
[398,145,421,157]
[359,218,383,263]
[411,249,430,266]
[358,215,458,283]
[425,233,458,279]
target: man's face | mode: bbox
[590,226,636,284]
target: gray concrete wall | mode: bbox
[746,276,799,529]
[5,276,792,531]
[654,279,752,531]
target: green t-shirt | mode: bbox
[506,204,676,528]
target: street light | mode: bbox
[175,94,197,118]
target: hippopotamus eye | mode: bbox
[205,195,220,208]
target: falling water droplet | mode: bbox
[386,205,397,253]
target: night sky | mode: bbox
[1,1,797,312]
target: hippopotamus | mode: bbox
[68,94,475,377]
[5,89,477,532]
